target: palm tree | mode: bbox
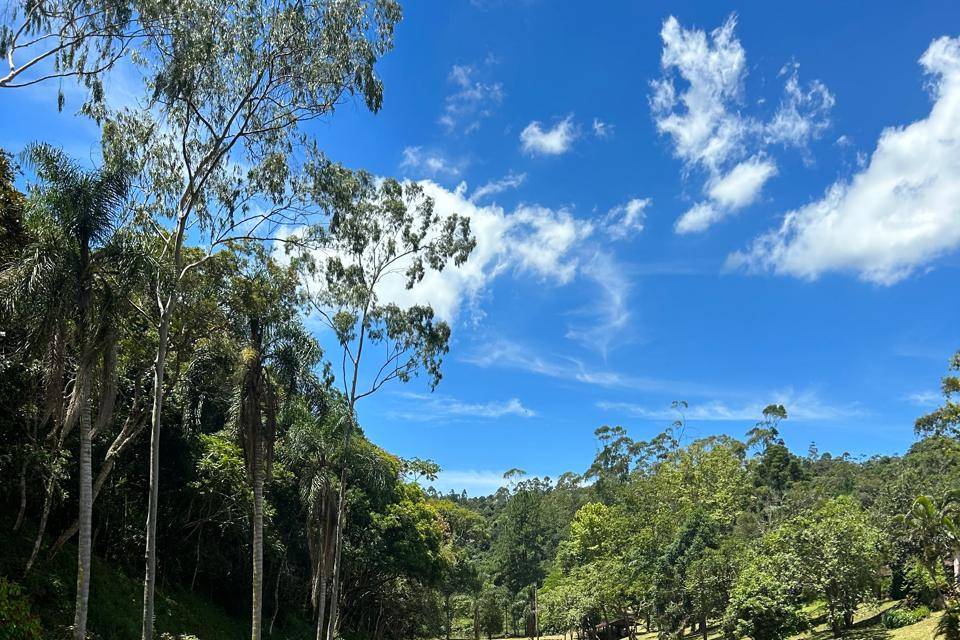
[899,492,960,611]
[227,248,320,640]
[1,143,130,640]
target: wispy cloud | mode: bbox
[440,63,504,134]
[601,197,652,240]
[905,390,941,407]
[592,117,613,138]
[470,171,527,202]
[597,388,864,422]
[390,392,536,421]
[565,252,634,358]
[464,338,711,395]
[400,146,465,178]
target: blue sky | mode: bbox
[4,1,960,495]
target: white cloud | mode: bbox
[509,205,593,283]
[440,64,504,134]
[676,157,778,233]
[425,469,507,496]
[651,15,749,172]
[674,202,722,235]
[906,390,941,407]
[602,197,652,240]
[707,156,778,209]
[520,115,578,155]
[391,392,535,420]
[597,388,863,422]
[400,146,464,178]
[350,181,592,323]
[765,64,835,148]
[592,117,612,138]
[651,15,834,233]
[470,171,527,202]
[730,35,960,285]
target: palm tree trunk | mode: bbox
[141,303,172,640]
[73,378,93,640]
[252,460,264,640]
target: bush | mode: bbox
[0,577,43,640]
[882,605,930,629]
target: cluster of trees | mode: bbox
[0,1,480,639]
[433,384,960,640]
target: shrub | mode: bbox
[0,577,43,640]
[882,605,930,629]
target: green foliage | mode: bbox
[903,557,945,607]
[723,548,805,640]
[0,578,42,640]
[938,607,960,640]
[882,605,931,629]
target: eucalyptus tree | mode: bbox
[225,246,320,640]
[0,0,137,95]
[95,2,403,636]
[1,143,132,639]
[299,168,474,639]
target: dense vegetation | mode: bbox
[2,2,960,640]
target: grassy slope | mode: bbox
[0,521,311,639]
[536,602,939,640]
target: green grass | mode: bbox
[537,601,938,640]
[0,520,310,639]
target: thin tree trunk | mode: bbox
[269,555,283,636]
[14,452,28,530]
[252,462,264,640]
[141,302,172,640]
[24,467,59,574]
[325,502,346,640]
[191,526,202,592]
[73,376,93,640]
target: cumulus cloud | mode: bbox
[674,202,723,235]
[343,181,592,323]
[729,35,960,284]
[602,198,652,240]
[652,15,834,233]
[520,115,578,155]
[440,63,504,134]
[707,156,779,209]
